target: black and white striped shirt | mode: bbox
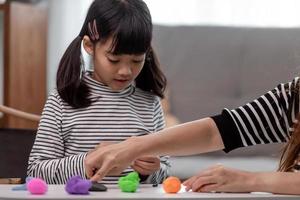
[212,77,300,153]
[27,73,170,184]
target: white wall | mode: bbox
[145,0,300,27]
[47,0,92,93]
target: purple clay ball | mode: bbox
[65,176,92,195]
[26,178,48,195]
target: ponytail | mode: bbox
[135,47,167,98]
[56,36,91,108]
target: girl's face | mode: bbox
[83,36,145,91]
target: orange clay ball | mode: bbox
[163,176,181,193]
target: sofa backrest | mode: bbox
[153,25,300,123]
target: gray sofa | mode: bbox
[152,25,300,179]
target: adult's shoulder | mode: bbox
[274,77,300,92]
[291,77,300,87]
[277,76,300,93]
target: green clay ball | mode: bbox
[125,172,140,181]
[118,172,141,193]
[118,179,138,192]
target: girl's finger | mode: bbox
[136,156,159,162]
[132,164,152,175]
[134,160,159,171]
[85,166,95,179]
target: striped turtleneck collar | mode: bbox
[83,72,135,98]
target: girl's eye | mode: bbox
[107,58,119,63]
[132,60,144,64]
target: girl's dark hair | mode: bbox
[56,0,166,108]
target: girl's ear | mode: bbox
[83,35,94,55]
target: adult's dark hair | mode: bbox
[56,0,166,108]
[279,116,300,172]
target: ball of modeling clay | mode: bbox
[118,172,140,193]
[163,176,181,193]
[125,171,140,181]
[65,176,92,194]
[118,178,139,192]
[27,178,48,195]
[12,177,33,191]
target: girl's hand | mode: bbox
[131,156,160,175]
[183,164,255,193]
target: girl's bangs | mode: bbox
[108,17,152,55]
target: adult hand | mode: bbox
[131,156,160,175]
[87,141,116,156]
[95,141,116,149]
[84,137,141,182]
[85,141,119,177]
[183,164,255,193]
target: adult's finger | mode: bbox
[183,168,213,187]
[90,160,113,182]
[198,183,220,192]
[183,176,198,191]
[191,176,217,192]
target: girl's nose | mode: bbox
[118,65,132,77]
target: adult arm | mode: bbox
[183,165,300,195]
[86,117,225,181]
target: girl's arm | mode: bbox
[27,93,87,184]
[183,165,300,195]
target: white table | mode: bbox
[0,184,299,200]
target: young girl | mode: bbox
[27,0,170,184]
[84,77,300,194]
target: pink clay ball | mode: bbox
[27,178,48,195]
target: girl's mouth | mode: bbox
[114,79,129,83]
